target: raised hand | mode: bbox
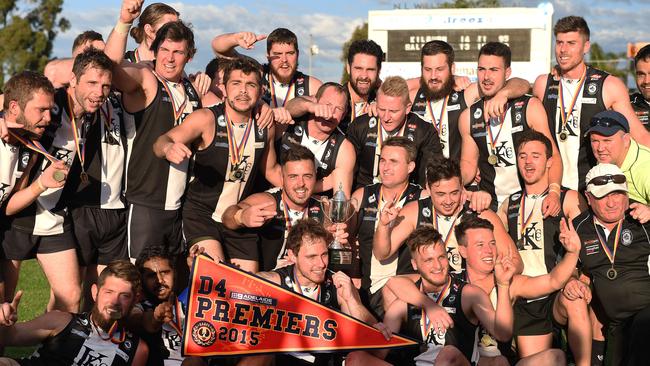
[119,0,143,24]
[153,293,175,324]
[0,290,23,327]
[630,202,650,224]
[190,72,212,96]
[41,160,68,189]
[332,271,355,302]
[494,253,515,286]
[541,193,561,218]
[378,197,400,226]
[559,217,581,254]
[272,107,294,125]
[187,244,206,268]
[240,201,277,227]
[309,103,334,121]
[256,102,274,129]
[237,32,267,50]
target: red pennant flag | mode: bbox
[182,255,418,357]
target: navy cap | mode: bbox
[585,110,629,137]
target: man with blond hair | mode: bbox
[346,76,440,190]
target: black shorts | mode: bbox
[182,210,258,261]
[127,204,183,260]
[1,228,76,260]
[71,206,127,266]
[513,291,559,336]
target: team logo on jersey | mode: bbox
[192,320,217,347]
[124,340,132,350]
[422,207,431,217]
[257,128,264,138]
[368,194,376,203]
[451,93,459,102]
[52,103,60,116]
[448,295,456,303]
[20,152,30,168]
[587,83,598,95]
[295,126,304,136]
[621,229,633,246]
[419,93,425,99]
[515,112,522,122]
[590,74,602,80]
[186,85,197,99]
[0,183,9,205]
[217,115,226,127]
[323,290,331,303]
[369,117,377,128]
[473,108,482,119]
[511,192,522,201]
[407,134,414,141]
[285,276,293,288]
[297,87,305,96]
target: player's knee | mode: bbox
[539,349,566,365]
[436,346,469,366]
[561,295,588,318]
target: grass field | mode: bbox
[5,259,50,359]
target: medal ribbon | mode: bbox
[486,105,508,155]
[432,206,459,249]
[558,67,587,135]
[420,277,451,340]
[293,268,321,301]
[100,102,112,132]
[268,74,294,108]
[518,190,546,240]
[224,109,253,166]
[68,94,89,173]
[166,296,183,335]
[377,184,409,220]
[350,95,368,122]
[95,319,126,344]
[152,71,188,123]
[7,131,57,163]
[133,48,141,63]
[593,219,623,265]
[282,192,308,232]
[427,95,449,134]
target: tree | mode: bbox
[587,42,627,79]
[340,22,368,84]
[0,0,70,88]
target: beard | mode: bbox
[227,96,255,115]
[15,114,41,139]
[91,304,127,332]
[349,76,378,98]
[420,75,455,102]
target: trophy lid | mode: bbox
[332,182,346,201]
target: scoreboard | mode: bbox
[368,4,554,83]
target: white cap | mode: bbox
[585,163,628,198]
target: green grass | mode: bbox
[5,259,50,359]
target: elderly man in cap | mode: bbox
[570,163,650,365]
[588,111,650,212]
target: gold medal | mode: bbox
[559,131,568,142]
[80,171,89,183]
[53,170,66,183]
[230,168,244,181]
[606,267,617,280]
[488,154,498,166]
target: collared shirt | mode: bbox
[621,139,650,204]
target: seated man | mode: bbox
[0,261,148,365]
[253,219,376,366]
[347,225,515,366]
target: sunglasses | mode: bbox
[588,174,626,186]
[591,117,627,131]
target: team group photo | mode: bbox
[0,0,650,365]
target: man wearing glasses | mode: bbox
[572,163,650,365]
[588,111,650,216]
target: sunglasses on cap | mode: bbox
[590,117,627,131]
[587,174,626,186]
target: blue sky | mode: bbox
[51,0,650,83]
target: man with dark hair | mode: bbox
[132,246,205,366]
[587,110,650,208]
[348,225,515,366]
[4,48,119,313]
[153,57,278,273]
[460,42,563,213]
[0,260,148,365]
[341,39,384,131]
[346,76,440,190]
[211,28,322,124]
[408,40,530,160]
[533,16,650,192]
[572,163,650,365]
[222,146,328,271]
[374,157,521,287]
[105,0,203,261]
[350,136,424,318]
[256,219,376,365]
[44,30,106,88]
[497,129,590,365]
[283,82,355,196]
[125,2,179,63]
[632,44,650,127]
[0,71,61,304]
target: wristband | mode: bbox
[496,282,510,288]
[233,208,244,227]
[36,176,46,192]
[114,21,132,36]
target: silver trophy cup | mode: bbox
[321,184,357,268]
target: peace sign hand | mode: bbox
[559,217,581,254]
